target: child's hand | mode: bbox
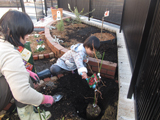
[81,72,88,79]
[83,58,88,63]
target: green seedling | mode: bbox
[37,107,51,120]
[56,19,64,32]
[65,18,71,23]
[96,51,102,59]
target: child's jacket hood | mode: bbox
[70,43,86,53]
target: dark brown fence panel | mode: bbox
[91,0,124,25]
[121,0,151,69]
[58,0,123,25]
[46,0,57,8]
[135,2,160,119]
[58,0,76,11]
[58,0,89,15]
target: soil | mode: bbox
[35,60,119,120]
[50,19,117,63]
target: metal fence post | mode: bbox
[88,0,91,21]
[57,0,59,8]
[44,0,47,16]
[120,0,125,33]
[51,0,53,7]
[20,0,26,13]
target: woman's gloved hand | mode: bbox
[42,93,63,107]
[41,95,54,107]
[26,69,40,84]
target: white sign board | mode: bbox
[104,11,109,17]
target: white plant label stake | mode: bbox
[101,10,110,39]
[104,11,109,17]
[57,11,61,20]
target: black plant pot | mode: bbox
[86,103,101,120]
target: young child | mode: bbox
[37,36,100,80]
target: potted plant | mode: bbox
[85,44,105,119]
[51,5,63,20]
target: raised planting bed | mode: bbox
[45,17,117,79]
[27,30,54,60]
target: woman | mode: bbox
[0,10,61,120]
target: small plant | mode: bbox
[52,35,64,44]
[56,19,64,32]
[85,48,105,119]
[86,42,105,106]
[55,5,58,9]
[68,4,95,24]
[36,39,44,45]
[37,107,50,120]
[35,45,45,52]
[34,34,40,38]
[96,51,102,59]
[65,18,70,23]
[55,117,64,120]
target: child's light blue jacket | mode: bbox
[55,43,88,75]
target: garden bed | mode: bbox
[37,64,119,120]
[27,31,52,56]
[50,18,117,63]
[34,59,119,120]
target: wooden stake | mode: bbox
[101,17,104,39]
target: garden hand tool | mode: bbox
[27,69,40,84]
[43,93,63,107]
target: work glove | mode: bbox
[65,60,74,68]
[42,93,63,107]
[41,95,54,107]
[26,69,40,84]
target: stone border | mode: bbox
[33,52,54,60]
[45,17,117,79]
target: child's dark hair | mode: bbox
[0,10,34,47]
[83,36,100,50]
